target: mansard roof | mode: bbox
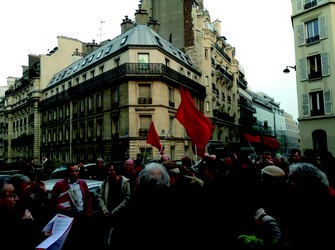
[47,24,199,88]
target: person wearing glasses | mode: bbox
[51,163,92,250]
[0,179,35,249]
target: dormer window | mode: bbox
[105,45,112,54]
[120,36,128,45]
[97,50,102,59]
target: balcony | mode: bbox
[306,35,319,45]
[40,63,205,110]
[139,128,149,137]
[213,109,235,123]
[138,98,152,104]
[304,0,317,9]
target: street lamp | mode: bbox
[283,65,296,73]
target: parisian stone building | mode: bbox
[1,1,299,167]
[290,0,335,156]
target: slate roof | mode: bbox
[48,24,199,88]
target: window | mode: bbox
[169,116,174,136]
[120,36,127,45]
[168,87,174,107]
[302,90,333,116]
[59,107,63,119]
[304,0,317,10]
[73,126,77,140]
[310,91,324,116]
[306,19,319,44]
[88,96,94,111]
[80,123,85,139]
[138,84,151,104]
[80,98,85,113]
[96,93,102,110]
[111,118,119,135]
[105,45,112,53]
[300,53,329,81]
[87,122,93,138]
[111,88,119,106]
[96,50,102,59]
[140,148,152,160]
[297,16,326,46]
[66,105,70,117]
[59,129,63,141]
[138,53,149,70]
[65,127,69,140]
[73,102,78,116]
[97,120,103,138]
[140,115,151,130]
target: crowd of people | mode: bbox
[1,148,335,249]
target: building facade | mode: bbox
[142,0,244,154]
[0,1,301,168]
[3,36,93,164]
[291,0,335,156]
[38,8,205,164]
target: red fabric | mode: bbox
[51,178,92,218]
[243,132,261,143]
[147,121,162,152]
[263,136,280,149]
[175,87,214,158]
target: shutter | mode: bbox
[140,115,152,129]
[297,24,305,46]
[321,53,330,76]
[319,16,327,40]
[300,58,308,81]
[139,84,151,98]
[296,0,303,12]
[324,89,332,114]
[302,93,310,116]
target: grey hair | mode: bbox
[138,162,170,188]
[288,162,329,189]
[96,157,104,163]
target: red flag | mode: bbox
[175,87,214,157]
[263,136,280,149]
[147,122,162,152]
[243,132,261,143]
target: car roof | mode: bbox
[44,178,103,191]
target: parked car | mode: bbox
[49,163,105,180]
[0,174,11,183]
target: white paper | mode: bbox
[36,214,74,250]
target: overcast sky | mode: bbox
[1,0,297,120]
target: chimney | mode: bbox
[148,17,160,32]
[213,19,221,36]
[135,4,149,25]
[121,15,135,33]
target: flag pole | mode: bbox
[161,118,174,154]
[142,145,147,164]
[248,142,258,156]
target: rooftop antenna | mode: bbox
[98,21,105,43]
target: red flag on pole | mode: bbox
[175,87,214,158]
[147,122,162,152]
[263,136,280,149]
[243,132,261,143]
